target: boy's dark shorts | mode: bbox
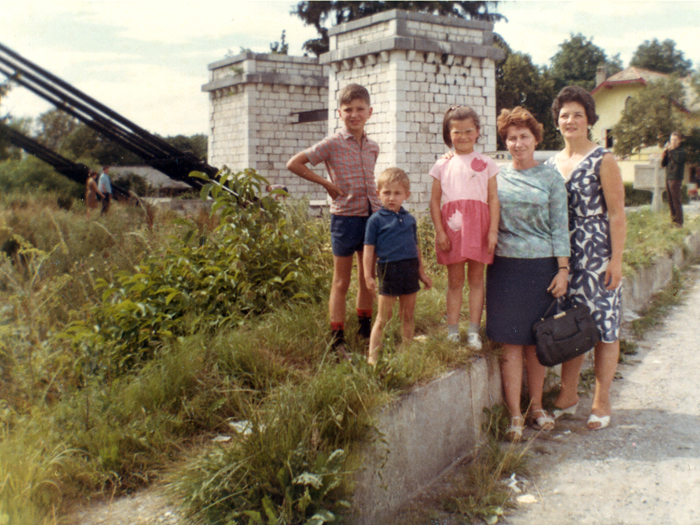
[331,214,369,257]
[377,258,420,297]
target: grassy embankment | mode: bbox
[0,172,697,524]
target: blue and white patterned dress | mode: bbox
[545,147,622,343]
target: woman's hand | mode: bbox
[604,260,623,290]
[547,270,568,298]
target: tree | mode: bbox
[611,76,687,156]
[549,33,618,92]
[161,134,208,160]
[35,109,81,151]
[270,30,289,55]
[630,38,692,75]
[495,40,559,149]
[293,1,503,56]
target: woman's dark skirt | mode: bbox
[486,255,558,345]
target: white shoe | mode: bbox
[467,332,482,350]
[447,332,460,343]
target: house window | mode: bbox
[605,129,614,149]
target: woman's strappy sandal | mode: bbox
[529,408,555,431]
[505,416,525,442]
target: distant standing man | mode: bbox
[661,132,686,227]
[98,166,113,215]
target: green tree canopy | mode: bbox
[495,40,559,149]
[549,33,619,92]
[630,38,693,75]
[31,108,208,166]
[611,76,687,156]
[293,1,503,56]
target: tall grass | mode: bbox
[0,183,697,524]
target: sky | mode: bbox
[1,1,700,138]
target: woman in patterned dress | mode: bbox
[546,86,627,430]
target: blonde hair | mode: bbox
[376,167,410,192]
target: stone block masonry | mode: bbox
[203,10,503,216]
[203,53,330,202]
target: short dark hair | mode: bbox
[339,83,370,106]
[497,107,543,144]
[442,106,481,148]
[551,85,599,126]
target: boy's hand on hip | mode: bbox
[325,182,344,200]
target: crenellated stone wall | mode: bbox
[203,10,504,215]
[203,53,329,201]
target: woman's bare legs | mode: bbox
[589,339,619,428]
[554,353,585,410]
[500,344,524,419]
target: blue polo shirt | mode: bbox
[364,206,419,264]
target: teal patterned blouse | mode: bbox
[495,163,570,259]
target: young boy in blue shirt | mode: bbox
[363,167,432,365]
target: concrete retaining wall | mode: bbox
[622,231,700,312]
[350,356,501,524]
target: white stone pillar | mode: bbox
[202,53,330,201]
[321,9,504,216]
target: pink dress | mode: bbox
[430,151,499,265]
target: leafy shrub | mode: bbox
[61,168,330,376]
[173,364,381,525]
[623,182,652,206]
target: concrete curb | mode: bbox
[350,229,700,524]
[350,356,501,524]
[622,230,700,312]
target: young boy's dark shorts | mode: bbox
[331,214,369,257]
[377,258,420,297]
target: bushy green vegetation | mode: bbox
[623,209,699,274]
[1,169,698,524]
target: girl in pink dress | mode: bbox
[429,106,500,349]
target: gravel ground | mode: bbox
[67,264,700,525]
[502,264,700,525]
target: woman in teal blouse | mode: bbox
[486,107,570,442]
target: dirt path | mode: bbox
[503,264,700,525]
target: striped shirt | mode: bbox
[305,128,381,216]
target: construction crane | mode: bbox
[0,42,219,189]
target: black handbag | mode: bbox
[533,299,600,367]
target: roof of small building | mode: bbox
[591,67,668,95]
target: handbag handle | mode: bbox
[540,297,574,320]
